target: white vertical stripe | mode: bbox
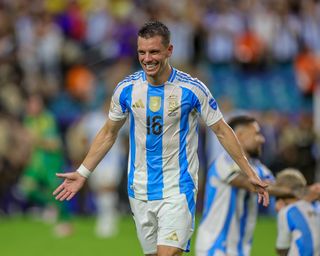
[196,185,233,252]
[186,112,199,189]
[162,83,181,197]
[132,83,148,200]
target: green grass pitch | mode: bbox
[0,215,277,256]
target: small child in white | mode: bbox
[274,168,320,256]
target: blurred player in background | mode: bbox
[196,115,294,256]
[274,168,320,256]
[18,92,72,236]
[76,99,127,238]
[53,21,268,256]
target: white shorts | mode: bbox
[129,193,196,255]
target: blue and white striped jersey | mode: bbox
[196,152,274,256]
[109,68,222,201]
[276,200,320,256]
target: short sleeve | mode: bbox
[108,84,130,121]
[198,87,223,127]
[214,153,242,183]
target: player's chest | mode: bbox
[130,84,194,117]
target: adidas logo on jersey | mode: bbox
[165,231,179,241]
[132,99,145,108]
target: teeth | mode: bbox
[146,64,156,70]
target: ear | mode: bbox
[167,44,173,57]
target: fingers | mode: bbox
[55,189,76,201]
[56,173,69,178]
[53,183,65,196]
[55,189,71,201]
[67,192,76,201]
[263,190,269,207]
[256,186,269,207]
[258,193,262,204]
[59,191,73,201]
[258,190,269,207]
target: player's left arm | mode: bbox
[210,118,269,206]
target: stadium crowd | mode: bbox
[0,0,319,227]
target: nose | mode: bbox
[259,134,265,144]
[144,52,152,63]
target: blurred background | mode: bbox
[0,0,319,255]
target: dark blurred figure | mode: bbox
[17,93,73,236]
[272,113,317,184]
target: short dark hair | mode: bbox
[227,115,257,130]
[138,21,170,46]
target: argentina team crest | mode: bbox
[149,96,161,112]
[168,95,178,116]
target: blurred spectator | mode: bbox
[56,1,86,42]
[50,64,95,133]
[269,0,300,62]
[299,0,320,54]
[272,113,317,184]
[17,93,72,236]
[203,0,242,64]
[234,18,266,71]
[33,12,63,97]
[294,42,320,97]
[0,110,31,214]
[67,99,128,237]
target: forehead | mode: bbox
[236,121,261,134]
[137,35,165,49]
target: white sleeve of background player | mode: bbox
[276,208,291,250]
[197,84,223,126]
[215,154,241,183]
[108,85,128,121]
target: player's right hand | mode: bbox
[248,175,270,207]
[53,172,86,201]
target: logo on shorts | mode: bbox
[149,96,161,112]
[165,231,179,241]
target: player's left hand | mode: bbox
[249,175,269,207]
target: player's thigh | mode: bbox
[157,193,195,252]
[129,197,158,255]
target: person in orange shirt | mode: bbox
[294,43,320,97]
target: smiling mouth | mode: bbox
[144,63,158,71]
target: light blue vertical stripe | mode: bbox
[208,188,238,255]
[122,85,135,198]
[237,192,250,256]
[179,88,198,253]
[287,206,314,256]
[146,84,164,200]
[179,88,199,195]
[183,189,196,253]
[201,162,219,223]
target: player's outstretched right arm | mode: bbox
[53,118,126,201]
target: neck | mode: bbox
[147,65,172,86]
